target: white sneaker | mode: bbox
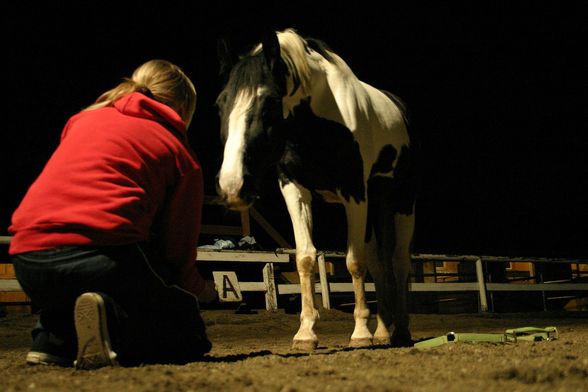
[74,292,118,370]
[26,351,72,367]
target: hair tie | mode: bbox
[136,85,154,98]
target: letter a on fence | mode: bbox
[212,271,243,302]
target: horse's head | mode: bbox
[215,31,292,210]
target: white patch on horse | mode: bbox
[218,90,254,202]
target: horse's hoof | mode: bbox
[391,331,413,347]
[349,338,372,348]
[292,339,318,351]
[372,337,391,346]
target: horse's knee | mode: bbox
[296,250,317,276]
[346,257,367,278]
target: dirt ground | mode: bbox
[1,308,587,392]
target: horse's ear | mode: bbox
[217,37,235,85]
[261,30,287,94]
[261,30,280,72]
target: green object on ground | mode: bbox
[414,326,558,349]
[505,326,558,342]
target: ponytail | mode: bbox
[83,59,197,127]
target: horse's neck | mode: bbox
[308,56,370,131]
[283,51,373,132]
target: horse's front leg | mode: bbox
[345,201,374,347]
[280,180,319,351]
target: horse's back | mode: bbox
[356,82,410,153]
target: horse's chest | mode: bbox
[277,106,366,203]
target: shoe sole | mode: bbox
[74,293,118,370]
[26,351,72,367]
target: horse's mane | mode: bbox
[251,28,336,96]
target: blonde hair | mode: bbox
[84,59,197,128]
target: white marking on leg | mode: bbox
[280,180,319,349]
[369,225,392,345]
[345,202,373,346]
[366,211,394,346]
[373,314,391,345]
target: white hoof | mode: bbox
[372,336,391,346]
[349,337,372,348]
[292,339,318,351]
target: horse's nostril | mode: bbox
[224,195,251,211]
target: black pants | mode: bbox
[12,244,211,365]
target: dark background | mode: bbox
[1,1,586,258]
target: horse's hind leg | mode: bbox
[370,211,414,347]
[368,180,414,347]
[345,202,373,347]
[389,211,414,346]
[367,192,395,346]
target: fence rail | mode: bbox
[2,237,588,313]
[275,249,588,312]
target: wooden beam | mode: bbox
[249,206,292,248]
[197,250,289,263]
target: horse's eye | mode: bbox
[263,96,282,115]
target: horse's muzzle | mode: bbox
[220,193,254,211]
[215,188,258,212]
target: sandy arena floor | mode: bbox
[1,308,587,391]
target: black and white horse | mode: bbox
[216,28,416,350]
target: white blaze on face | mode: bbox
[218,90,255,204]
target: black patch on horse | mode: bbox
[277,100,365,203]
[369,145,397,177]
[365,144,417,243]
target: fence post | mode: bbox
[475,257,489,312]
[317,253,331,309]
[263,263,278,311]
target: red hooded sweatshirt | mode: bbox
[8,92,205,295]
